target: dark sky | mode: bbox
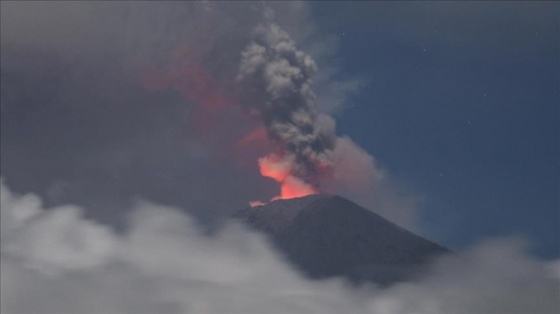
[1,1,558,259]
[310,1,559,258]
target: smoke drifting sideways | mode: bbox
[2,179,559,314]
[236,15,381,204]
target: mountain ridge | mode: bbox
[234,194,449,285]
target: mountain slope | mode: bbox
[234,194,449,285]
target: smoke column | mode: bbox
[237,16,338,201]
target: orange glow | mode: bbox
[258,155,291,183]
[249,200,265,207]
[279,176,317,199]
[141,49,234,135]
[251,155,318,206]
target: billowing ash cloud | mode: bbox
[0,0,420,231]
[234,13,391,208]
[237,17,336,192]
[232,10,413,227]
[2,179,559,314]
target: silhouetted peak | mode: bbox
[234,194,449,285]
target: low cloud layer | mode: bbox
[2,180,558,314]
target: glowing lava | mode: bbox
[250,154,318,206]
[277,175,317,199]
[249,200,265,207]
[258,155,291,183]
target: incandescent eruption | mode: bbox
[139,6,381,206]
[237,18,337,203]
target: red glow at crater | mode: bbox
[250,155,318,206]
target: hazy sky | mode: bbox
[1,1,558,258]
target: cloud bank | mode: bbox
[2,180,558,314]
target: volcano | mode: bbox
[234,194,449,285]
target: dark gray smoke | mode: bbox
[237,18,336,189]
[0,0,404,224]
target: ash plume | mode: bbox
[236,20,336,190]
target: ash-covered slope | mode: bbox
[234,194,449,285]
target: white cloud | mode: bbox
[1,179,558,314]
[0,179,367,314]
[368,237,560,313]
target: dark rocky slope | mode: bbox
[234,194,449,285]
